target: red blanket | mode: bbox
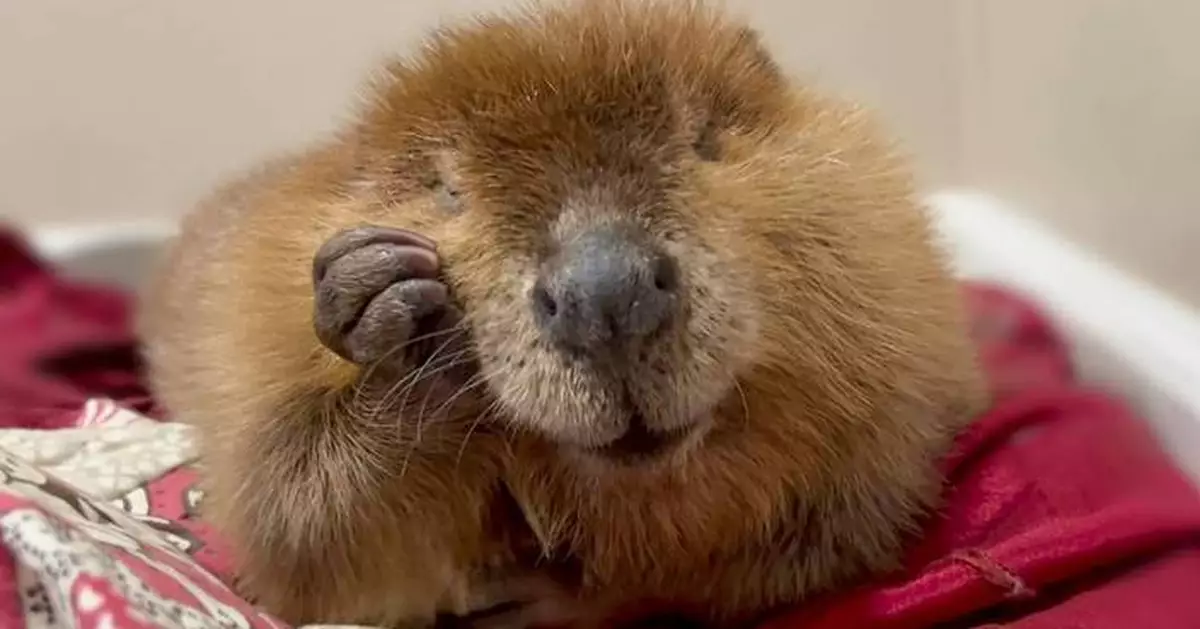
[0,229,155,428]
[1,226,1198,628]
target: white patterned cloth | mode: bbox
[0,398,385,629]
[0,398,198,500]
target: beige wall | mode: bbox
[957,0,1200,306]
[0,0,961,228]
[1,1,1196,303]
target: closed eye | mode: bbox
[693,120,722,162]
[429,151,466,213]
[435,180,462,212]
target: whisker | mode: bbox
[402,365,511,480]
[350,346,474,436]
[731,375,752,428]
[456,399,502,469]
[424,367,494,427]
[412,335,477,431]
[402,349,474,440]
[369,357,477,441]
[350,319,470,403]
[395,375,484,481]
[399,327,471,414]
[363,324,470,410]
[374,345,472,413]
[393,337,477,478]
[354,323,471,405]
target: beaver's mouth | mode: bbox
[583,412,694,465]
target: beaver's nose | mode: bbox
[532,226,679,354]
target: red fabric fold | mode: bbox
[0,227,152,429]
[765,388,1200,628]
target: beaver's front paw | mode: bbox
[312,226,468,375]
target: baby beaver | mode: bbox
[140,1,987,627]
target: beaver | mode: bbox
[139,1,987,627]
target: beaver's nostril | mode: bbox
[652,254,678,293]
[532,281,558,320]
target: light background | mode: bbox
[3,0,1197,304]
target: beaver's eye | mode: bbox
[693,120,722,162]
[432,179,463,214]
[422,175,463,213]
[426,150,465,214]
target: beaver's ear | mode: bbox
[682,26,786,161]
[729,26,783,83]
[691,24,787,139]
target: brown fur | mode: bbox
[139,0,987,627]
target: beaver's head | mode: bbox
[350,0,970,473]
